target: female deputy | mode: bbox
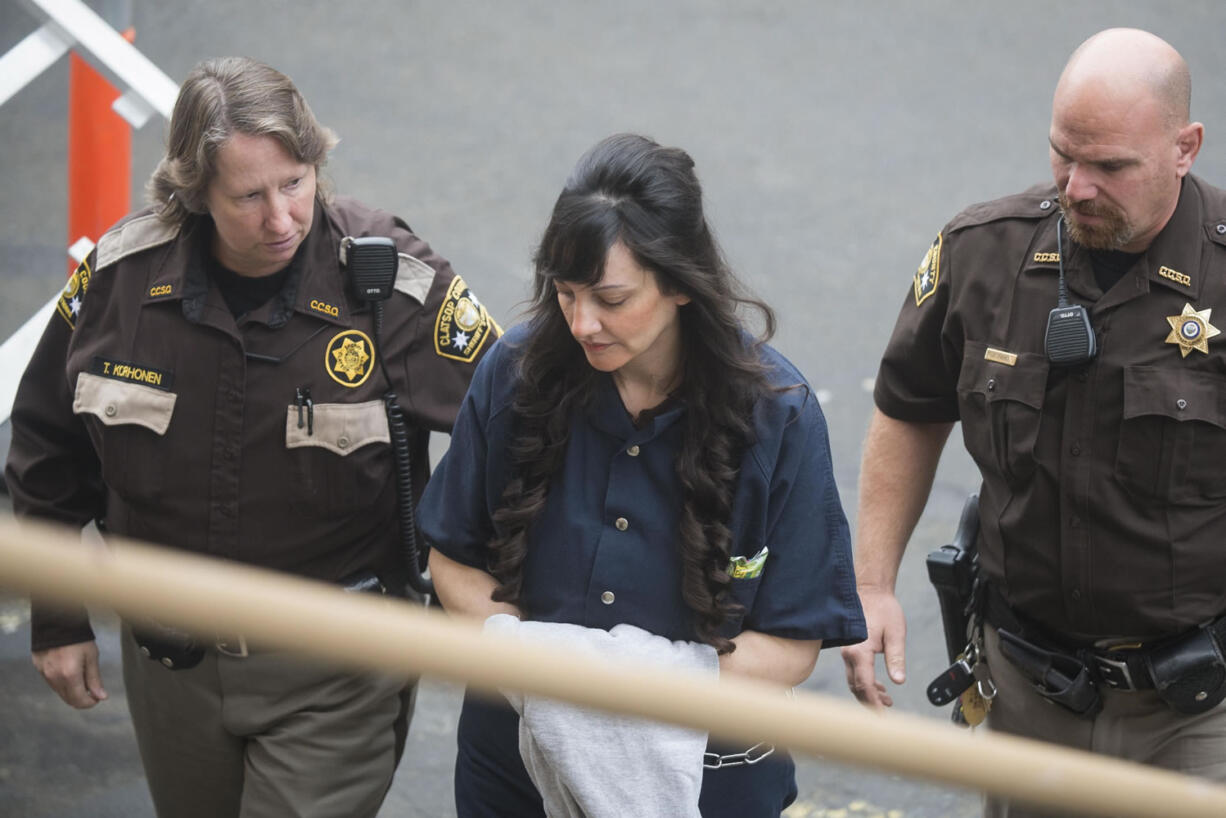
[418,133,865,816]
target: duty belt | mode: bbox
[984,583,1226,707]
[134,570,387,670]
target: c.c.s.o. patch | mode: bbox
[325,329,376,387]
[434,276,495,362]
[57,258,93,329]
[914,233,942,306]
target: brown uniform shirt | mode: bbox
[5,196,498,651]
[875,175,1226,641]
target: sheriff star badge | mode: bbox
[1165,303,1221,357]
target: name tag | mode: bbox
[984,348,1017,366]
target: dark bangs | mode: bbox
[532,193,628,300]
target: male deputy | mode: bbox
[841,28,1226,816]
[5,57,496,818]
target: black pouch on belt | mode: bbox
[131,622,205,670]
[997,628,1103,718]
[1145,624,1226,715]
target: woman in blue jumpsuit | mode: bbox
[419,133,866,817]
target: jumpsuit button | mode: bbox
[104,404,117,417]
[1217,224,1226,235]
[139,646,151,658]
[614,517,629,531]
[160,657,175,669]
[1176,398,1188,411]
[986,378,996,392]
[337,436,350,449]
[1039,200,1052,210]
[601,591,615,605]
[627,445,641,457]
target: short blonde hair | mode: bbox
[147,57,338,224]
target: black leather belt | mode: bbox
[984,584,1226,715]
[983,584,1153,691]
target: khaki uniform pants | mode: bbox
[121,626,411,818]
[982,624,1226,818]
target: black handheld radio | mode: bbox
[1044,216,1097,366]
[344,237,434,599]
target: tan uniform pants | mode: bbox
[121,626,412,818]
[982,624,1226,818]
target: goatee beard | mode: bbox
[1057,192,1133,250]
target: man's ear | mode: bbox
[1175,121,1204,177]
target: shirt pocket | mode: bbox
[956,342,1049,487]
[718,575,765,638]
[285,399,393,513]
[1115,366,1226,504]
[73,372,176,502]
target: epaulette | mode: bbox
[94,211,180,271]
[946,183,1059,234]
[393,253,436,304]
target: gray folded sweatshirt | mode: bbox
[484,615,719,818]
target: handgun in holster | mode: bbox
[926,493,980,664]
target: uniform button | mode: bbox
[627,445,641,457]
[1039,200,1052,210]
[614,517,629,531]
[139,646,151,658]
[104,404,117,417]
[1070,443,1081,456]
[161,657,175,669]
[600,591,615,605]
[986,378,996,392]
[1217,224,1226,235]
[337,436,350,449]
[1176,398,1188,411]
[1071,589,1082,602]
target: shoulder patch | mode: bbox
[394,253,436,304]
[95,212,179,271]
[57,258,92,329]
[434,276,496,362]
[914,234,942,306]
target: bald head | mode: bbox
[1056,28,1190,129]
[1047,29,1204,253]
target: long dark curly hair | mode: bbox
[488,133,776,653]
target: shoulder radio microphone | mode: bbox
[345,236,398,302]
[1044,215,1097,366]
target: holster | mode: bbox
[1146,624,1226,715]
[997,628,1102,718]
[131,622,205,670]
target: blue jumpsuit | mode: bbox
[419,323,866,817]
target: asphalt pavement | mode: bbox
[4,2,1226,816]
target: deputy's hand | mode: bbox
[32,641,108,709]
[841,588,906,708]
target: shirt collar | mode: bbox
[1021,178,1206,303]
[586,374,686,443]
[146,198,355,329]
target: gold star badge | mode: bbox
[325,330,376,386]
[1165,303,1221,357]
